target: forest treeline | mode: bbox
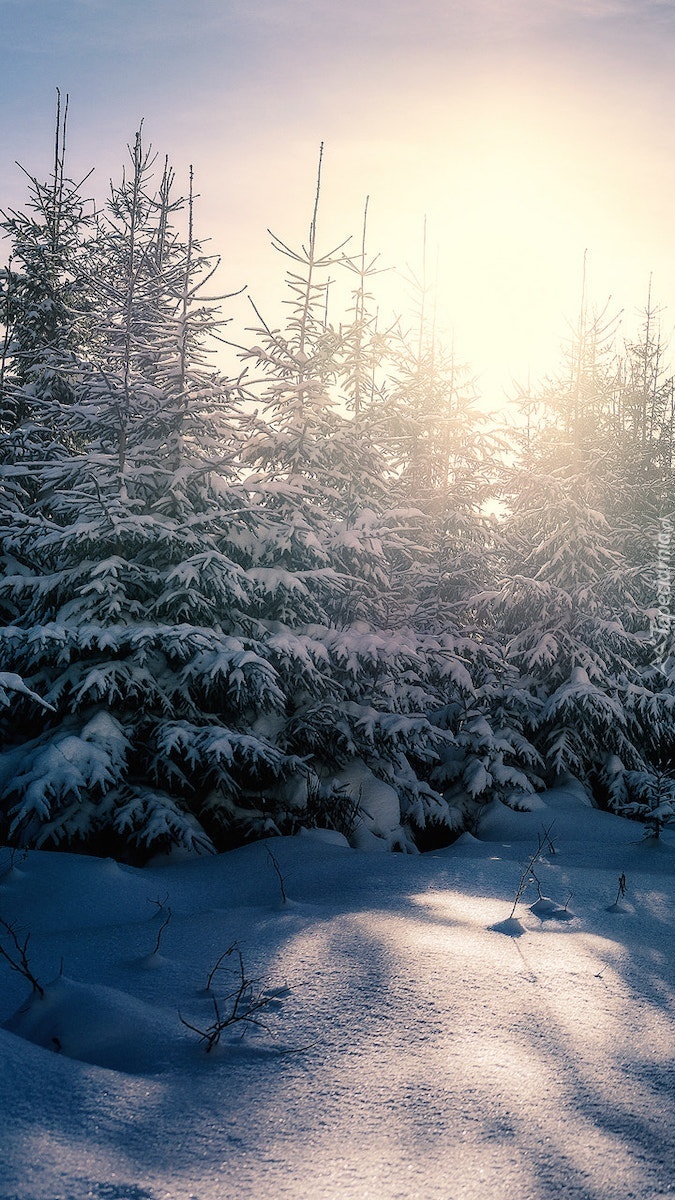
[0,111,673,860]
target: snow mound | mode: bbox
[489,916,526,937]
[331,758,406,850]
[529,895,560,915]
[3,976,179,1074]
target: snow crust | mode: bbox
[1,787,675,1199]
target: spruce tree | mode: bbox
[0,92,93,430]
[0,93,93,691]
[236,150,464,845]
[0,132,307,856]
[492,274,675,808]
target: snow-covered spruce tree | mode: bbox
[485,279,675,803]
[229,149,476,847]
[0,94,90,530]
[0,93,93,432]
[0,94,93,681]
[592,295,675,824]
[566,288,675,601]
[373,228,502,628]
[0,131,319,858]
[534,257,621,454]
[332,196,390,422]
[281,207,544,833]
[608,293,675,619]
[491,459,650,778]
[618,284,675,477]
[236,151,538,845]
[352,237,543,831]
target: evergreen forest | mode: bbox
[1,110,674,861]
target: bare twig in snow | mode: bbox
[181,946,287,1053]
[266,845,288,905]
[509,822,556,919]
[0,915,44,996]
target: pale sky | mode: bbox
[2,0,675,402]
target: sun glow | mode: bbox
[357,119,613,408]
[204,66,675,412]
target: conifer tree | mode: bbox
[236,149,466,843]
[0,92,93,430]
[492,272,675,808]
[0,92,92,679]
[0,131,308,856]
[619,283,675,474]
[346,228,541,825]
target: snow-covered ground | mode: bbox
[1,786,674,1200]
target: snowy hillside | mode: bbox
[1,785,674,1200]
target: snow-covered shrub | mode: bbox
[602,758,675,836]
